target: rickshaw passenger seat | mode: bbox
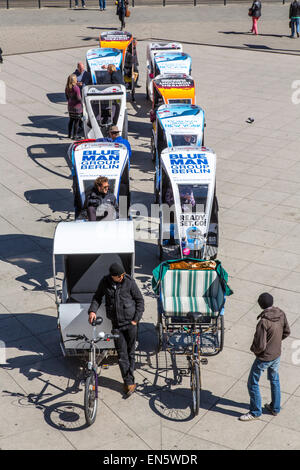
[161,269,223,318]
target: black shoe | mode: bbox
[264,403,278,416]
[297,32,300,38]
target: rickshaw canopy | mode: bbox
[153,52,192,76]
[53,220,135,255]
[100,31,133,64]
[156,104,205,148]
[86,48,123,84]
[71,141,129,207]
[153,74,196,105]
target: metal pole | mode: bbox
[6,0,9,9]
[163,0,165,6]
[224,0,227,5]
[132,0,134,6]
[194,0,196,6]
[38,0,41,8]
[70,0,72,8]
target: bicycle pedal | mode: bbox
[201,358,208,365]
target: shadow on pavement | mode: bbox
[24,188,73,217]
[27,142,72,180]
[47,92,67,105]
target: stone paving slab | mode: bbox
[0,6,300,451]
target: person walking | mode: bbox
[239,293,290,421]
[74,0,86,8]
[88,263,144,397]
[249,0,262,35]
[99,0,106,11]
[116,0,129,31]
[65,74,83,140]
[289,0,300,37]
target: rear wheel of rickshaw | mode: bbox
[151,134,155,163]
[191,362,201,416]
[156,322,163,352]
[122,110,128,140]
[146,83,149,101]
[84,372,98,426]
[217,315,224,352]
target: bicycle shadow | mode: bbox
[134,324,250,422]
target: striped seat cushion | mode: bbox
[161,269,223,317]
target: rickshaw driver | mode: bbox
[96,125,132,159]
[86,175,119,221]
[88,262,144,397]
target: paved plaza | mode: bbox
[0,3,300,450]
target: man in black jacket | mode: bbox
[88,263,144,396]
[86,176,119,221]
[289,0,300,38]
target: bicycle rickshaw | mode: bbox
[53,219,135,424]
[155,146,219,261]
[150,74,196,124]
[151,103,205,162]
[68,140,130,219]
[146,41,183,101]
[99,31,138,101]
[82,84,128,140]
[152,258,233,415]
[86,47,123,85]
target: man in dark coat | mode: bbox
[289,0,300,38]
[240,293,290,421]
[85,176,119,221]
[88,263,144,396]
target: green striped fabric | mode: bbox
[161,269,223,317]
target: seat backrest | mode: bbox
[161,269,224,315]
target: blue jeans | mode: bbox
[99,0,106,9]
[291,18,300,36]
[75,0,85,6]
[247,357,281,417]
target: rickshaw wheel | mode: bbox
[84,373,98,426]
[146,84,149,101]
[191,363,200,416]
[217,315,224,352]
[156,322,163,352]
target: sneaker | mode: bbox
[264,403,278,416]
[239,412,260,421]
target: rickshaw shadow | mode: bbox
[27,142,72,181]
[20,115,68,138]
[0,234,59,293]
[135,325,250,421]
[24,188,74,219]
[46,93,67,105]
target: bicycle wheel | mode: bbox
[190,362,201,416]
[84,372,98,426]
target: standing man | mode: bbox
[74,0,86,8]
[74,62,90,94]
[107,125,132,159]
[88,263,144,396]
[289,0,300,38]
[239,293,290,421]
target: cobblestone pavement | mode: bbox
[0,4,299,450]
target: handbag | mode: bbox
[248,8,253,16]
[125,7,130,17]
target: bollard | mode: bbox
[194,0,196,6]
[38,0,41,7]
[163,0,165,6]
[132,0,135,6]
[6,0,9,9]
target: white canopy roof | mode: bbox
[53,220,135,255]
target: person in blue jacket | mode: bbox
[96,125,132,159]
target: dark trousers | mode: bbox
[114,323,137,386]
[68,116,80,138]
